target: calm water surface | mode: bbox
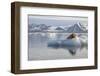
[28,33,88,60]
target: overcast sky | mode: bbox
[28,15,88,27]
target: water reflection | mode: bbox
[61,46,81,55]
[28,32,88,60]
[48,44,87,55]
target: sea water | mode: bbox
[28,33,88,60]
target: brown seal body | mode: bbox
[67,33,77,39]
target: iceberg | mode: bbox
[47,33,82,47]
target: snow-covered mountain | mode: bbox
[28,22,87,33]
[28,24,49,32]
[55,27,64,30]
[66,22,87,33]
[48,26,64,31]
